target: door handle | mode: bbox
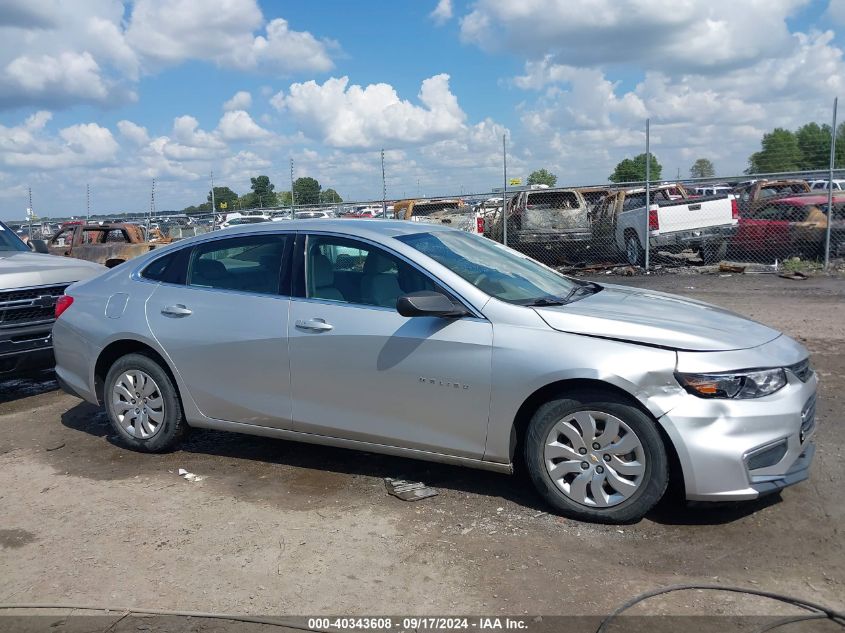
[161,304,192,318]
[295,318,333,332]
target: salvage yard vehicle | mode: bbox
[732,179,811,216]
[731,193,840,260]
[0,221,104,378]
[393,198,462,221]
[38,222,161,268]
[52,220,817,523]
[592,184,739,265]
[486,188,592,264]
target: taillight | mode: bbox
[731,197,740,219]
[648,207,659,232]
[55,295,74,319]
[476,216,485,233]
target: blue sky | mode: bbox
[1,0,845,218]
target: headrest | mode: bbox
[363,252,394,274]
[312,253,334,287]
[195,258,226,280]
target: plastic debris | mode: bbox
[384,477,438,502]
[177,468,204,482]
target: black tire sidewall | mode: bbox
[525,394,668,523]
[625,235,643,265]
[104,353,185,453]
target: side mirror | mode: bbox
[30,239,49,254]
[396,291,468,318]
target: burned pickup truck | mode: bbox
[486,188,592,264]
[592,184,739,265]
[33,222,162,268]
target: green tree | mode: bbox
[322,188,343,203]
[609,153,662,183]
[689,158,715,178]
[795,123,831,170]
[527,168,557,187]
[293,177,321,205]
[276,191,293,206]
[746,128,802,174]
[207,186,238,211]
[250,175,275,207]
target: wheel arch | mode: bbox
[508,377,684,494]
[94,339,182,409]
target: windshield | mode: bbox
[396,230,586,304]
[0,222,29,252]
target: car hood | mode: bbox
[533,284,780,351]
[0,251,105,289]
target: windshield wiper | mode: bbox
[521,296,567,306]
[559,281,602,304]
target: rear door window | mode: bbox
[187,234,291,295]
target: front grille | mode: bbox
[788,359,813,382]
[801,394,817,443]
[0,284,68,328]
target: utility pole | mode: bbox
[381,148,387,218]
[148,178,156,233]
[825,97,839,269]
[290,158,295,219]
[502,134,508,247]
[27,186,33,238]
[86,183,90,220]
[210,171,217,230]
[644,119,651,271]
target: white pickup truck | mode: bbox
[592,184,739,265]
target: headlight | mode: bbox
[675,368,787,399]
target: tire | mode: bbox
[701,241,728,264]
[624,233,644,266]
[524,390,668,523]
[104,353,186,453]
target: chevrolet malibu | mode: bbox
[52,220,817,522]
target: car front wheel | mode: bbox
[104,353,186,453]
[524,391,668,523]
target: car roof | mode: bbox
[193,218,454,243]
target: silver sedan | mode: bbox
[52,220,817,522]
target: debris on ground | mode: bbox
[719,261,747,273]
[384,478,438,502]
[177,468,204,482]
[44,441,65,452]
[779,270,809,280]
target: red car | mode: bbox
[731,193,841,259]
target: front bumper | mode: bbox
[0,322,55,377]
[658,368,818,501]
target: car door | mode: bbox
[145,232,295,428]
[288,233,493,459]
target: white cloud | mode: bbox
[223,91,252,112]
[172,115,226,149]
[273,74,466,148]
[461,0,809,74]
[217,110,272,142]
[430,0,453,24]
[117,120,150,146]
[126,0,334,74]
[0,112,119,169]
[828,0,845,23]
[515,29,845,182]
[0,0,335,111]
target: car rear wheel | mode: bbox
[524,391,668,523]
[625,233,644,266]
[104,353,186,453]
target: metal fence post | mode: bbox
[502,134,508,247]
[289,158,295,219]
[644,118,651,271]
[825,97,838,269]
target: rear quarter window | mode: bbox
[141,248,190,284]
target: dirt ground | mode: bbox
[0,273,843,624]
